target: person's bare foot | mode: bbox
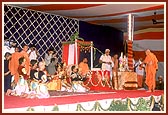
[152,89,155,92]
[6,89,12,96]
[20,93,28,98]
[25,94,31,99]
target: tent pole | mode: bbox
[91,41,93,70]
[75,39,78,65]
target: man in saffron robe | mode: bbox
[9,47,22,83]
[143,49,158,92]
[78,58,90,76]
[20,45,30,77]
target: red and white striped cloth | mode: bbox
[62,43,80,65]
[125,28,164,78]
[127,40,133,71]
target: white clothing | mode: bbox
[44,53,54,66]
[14,77,29,96]
[136,66,145,76]
[3,46,15,56]
[100,54,114,71]
[27,50,38,60]
[134,60,142,68]
[100,54,114,82]
[72,83,87,92]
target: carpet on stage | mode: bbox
[3,89,164,112]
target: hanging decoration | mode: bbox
[77,40,92,53]
[69,32,93,53]
[83,70,111,88]
[26,106,35,111]
[92,47,104,67]
[52,104,59,111]
[70,32,84,42]
[12,94,164,112]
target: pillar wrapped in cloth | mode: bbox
[127,40,134,71]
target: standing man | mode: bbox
[4,52,12,93]
[143,49,158,92]
[44,48,57,71]
[20,45,31,78]
[27,44,39,61]
[9,47,22,84]
[4,37,17,57]
[111,54,119,90]
[135,63,145,88]
[99,49,114,87]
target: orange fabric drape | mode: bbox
[9,52,22,83]
[144,52,158,91]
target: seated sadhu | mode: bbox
[78,57,90,76]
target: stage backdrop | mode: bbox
[4,4,79,62]
[124,28,164,80]
[79,21,124,68]
[133,28,164,80]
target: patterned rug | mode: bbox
[48,90,116,98]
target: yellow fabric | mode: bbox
[47,79,61,90]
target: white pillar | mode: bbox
[91,41,93,70]
[128,13,134,41]
[127,13,134,71]
[75,39,78,64]
[128,13,132,41]
[132,15,134,41]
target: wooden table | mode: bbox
[117,72,138,90]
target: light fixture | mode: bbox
[152,11,164,24]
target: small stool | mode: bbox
[124,81,138,90]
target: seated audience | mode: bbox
[33,61,50,98]
[156,76,164,90]
[70,65,89,92]
[27,44,39,61]
[13,57,30,97]
[44,48,57,71]
[30,60,38,80]
[56,64,72,92]
[47,63,61,91]
[47,57,57,75]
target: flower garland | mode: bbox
[83,71,111,87]
[23,95,164,111]
[77,41,92,53]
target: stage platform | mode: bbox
[3,89,164,112]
